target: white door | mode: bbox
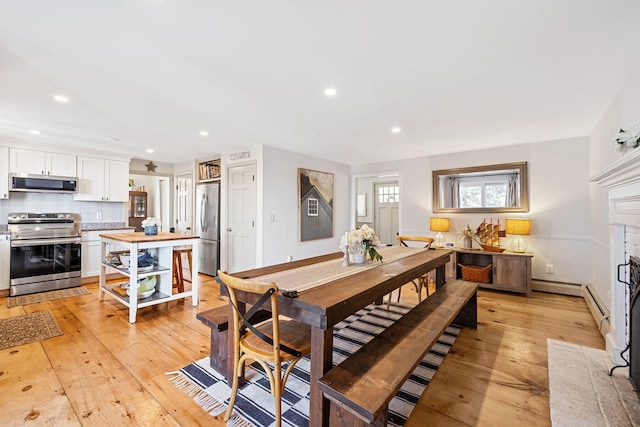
[176,172,193,234]
[227,163,256,273]
[374,182,399,245]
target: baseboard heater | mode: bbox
[584,283,610,337]
[532,278,582,296]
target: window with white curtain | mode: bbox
[459,179,508,208]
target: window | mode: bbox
[459,180,508,208]
[307,198,318,216]
[377,185,399,203]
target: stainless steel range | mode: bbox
[8,212,81,296]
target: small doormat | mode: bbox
[169,302,460,427]
[0,311,63,350]
[7,287,91,308]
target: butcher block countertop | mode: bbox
[98,231,199,243]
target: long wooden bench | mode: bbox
[196,306,270,376]
[317,279,478,426]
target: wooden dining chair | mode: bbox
[217,271,312,427]
[388,235,435,309]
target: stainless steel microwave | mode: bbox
[10,173,79,193]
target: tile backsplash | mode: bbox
[0,192,127,225]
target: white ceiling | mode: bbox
[2,1,640,166]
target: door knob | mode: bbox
[226,227,232,232]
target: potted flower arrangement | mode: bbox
[339,224,383,263]
[610,122,640,152]
[141,217,161,236]
[456,224,477,249]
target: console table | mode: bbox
[452,248,533,297]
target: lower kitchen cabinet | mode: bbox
[81,229,131,278]
[0,234,9,290]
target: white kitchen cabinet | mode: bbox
[0,146,8,199]
[75,156,129,202]
[0,234,9,290]
[81,229,130,278]
[9,147,76,176]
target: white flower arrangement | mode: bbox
[141,217,161,228]
[339,224,383,262]
[610,122,640,152]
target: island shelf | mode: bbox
[98,232,199,323]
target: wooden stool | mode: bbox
[172,248,193,293]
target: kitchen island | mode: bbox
[98,232,199,323]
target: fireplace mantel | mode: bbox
[591,147,640,189]
[591,148,640,228]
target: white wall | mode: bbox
[261,145,351,266]
[353,138,591,286]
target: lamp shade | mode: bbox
[505,218,531,236]
[429,217,450,233]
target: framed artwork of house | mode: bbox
[298,168,334,241]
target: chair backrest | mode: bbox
[397,235,434,248]
[217,270,282,360]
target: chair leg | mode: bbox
[274,362,283,427]
[224,356,245,422]
[185,250,193,283]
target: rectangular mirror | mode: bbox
[433,161,528,213]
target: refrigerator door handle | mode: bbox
[200,193,207,232]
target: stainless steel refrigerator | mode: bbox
[195,182,220,276]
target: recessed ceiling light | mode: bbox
[146,149,154,154]
[28,129,40,135]
[53,94,69,103]
[391,127,402,134]
[324,87,337,97]
[199,130,209,136]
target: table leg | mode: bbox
[309,327,333,427]
[435,264,446,289]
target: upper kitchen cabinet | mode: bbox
[74,156,129,202]
[9,147,77,176]
[0,147,8,199]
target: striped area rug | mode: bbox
[169,302,460,427]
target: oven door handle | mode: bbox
[11,238,81,247]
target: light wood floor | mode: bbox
[0,275,604,426]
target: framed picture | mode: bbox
[298,168,334,241]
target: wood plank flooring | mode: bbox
[0,276,603,426]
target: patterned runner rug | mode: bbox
[169,302,460,427]
[7,287,91,308]
[0,311,63,350]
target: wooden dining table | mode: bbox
[227,246,452,427]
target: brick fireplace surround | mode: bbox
[591,148,640,370]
